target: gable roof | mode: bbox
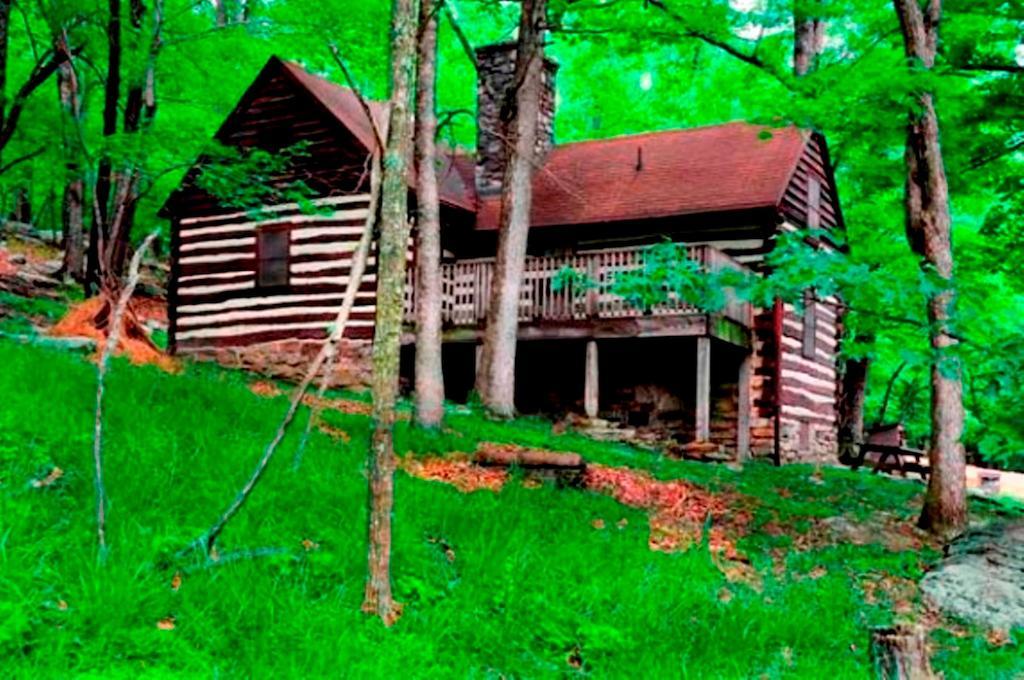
[475,123,812,230]
[277,59,477,213]
[164,58,842,231]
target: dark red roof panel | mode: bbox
[476,123,809,229]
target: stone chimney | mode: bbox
[475,43,558,195]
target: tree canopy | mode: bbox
[3,0,1023,468]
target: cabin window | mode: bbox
[802,290,817,359]
[257,227,290,288]
[807,176,822,230]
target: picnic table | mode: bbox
[849,423,929,480]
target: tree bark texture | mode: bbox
[838,355,869,463]
[363,0,418,626]
[57,42,85,280]
[870,626,936,679]
[793,3,824,77]
[475,0,547,417]
[413,0,444,428]
[88,0,163,293]
[0,0,10,139]
[893,0,966,538]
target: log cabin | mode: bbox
[161,45,846,464]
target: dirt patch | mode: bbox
[400,455,508,493]
[50,297,177,371]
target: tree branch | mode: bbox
[327,43,387,153]
[93,230,159,558]
[443,2,477,70]
[0,46,79,152]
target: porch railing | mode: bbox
[403,244,752,328]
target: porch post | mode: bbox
[584,340,599,418]
[474,343,483,382]
[696,336,711,441]
[737,351,752,460]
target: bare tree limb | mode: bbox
[443,2,477,70]
[0,45,79,152]
[327,43,386,153]
[187,155,382,559]
[92,230,159,557]
[0,146,45,175]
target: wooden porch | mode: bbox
[403,244,753,347]
[402,245,755,457]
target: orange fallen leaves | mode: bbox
[583,464,743,557]
[301,538,320,552]
[591,518,606,530]
[31,467,63,488]
[316,423,351,443]
[50,297,177,372]
[170,572,182,592]
[399,456,507,493]
[156,616,176,631]
[249,380,282,398]
[302,394,373,416]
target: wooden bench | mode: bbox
[850,423,929,480]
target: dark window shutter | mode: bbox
[802,290,817,359]
[257,227,290,288]
[807,177,822,230]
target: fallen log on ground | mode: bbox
[473,445,586,487]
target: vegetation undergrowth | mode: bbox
[1,338,1020,677]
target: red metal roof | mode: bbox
[475,123,809,229]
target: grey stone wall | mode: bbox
[475,43,558,195]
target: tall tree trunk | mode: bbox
[893,0,966,538]
[87,0,123,294]
[475,0,547,417]
[10,186,29,224]
[363,0,418,626]
[838,355,869,462]
[0,0,10,140]
[793,2,824,77]
[89,0,161,292]
[57,38,85,281]
[414,0,444,428]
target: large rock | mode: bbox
[921,521,1024,630]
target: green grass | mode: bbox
[0,291,69,335]
[0,338,1020,678]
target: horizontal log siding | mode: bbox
[776,297,841,462]
[172,195,374,351]
[780,135,841,232]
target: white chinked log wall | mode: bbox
[171,194,378,387]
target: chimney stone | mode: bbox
[475,43,557,195]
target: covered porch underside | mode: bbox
[403,331,755,459]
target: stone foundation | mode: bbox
[181,338,374,388]
[778,416,839,464]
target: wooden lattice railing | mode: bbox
[404,244,752,328]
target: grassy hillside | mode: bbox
[0,338,1020,678]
